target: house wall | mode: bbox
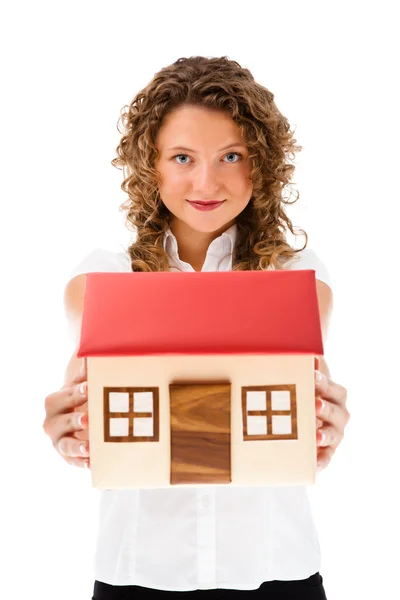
[88,354,316,489]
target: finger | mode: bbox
[63,456,91,469]
[44,409,88,451]
[57,436,90,459]
[317,426,342,447]
[316,395,349,436]
[316,397,336,423]
[315,371,347,407]
[49,410,89,448]
[317,446,335,471]
[69,358,87,385]
[316,417,323,429]
[74,426,89,442]
[45,380,88,420]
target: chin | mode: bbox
[186,218,233,234]
[167,204,239,234]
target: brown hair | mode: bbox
[111,55,307,271]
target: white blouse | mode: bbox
[68,224,332,591]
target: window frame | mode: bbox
[103,386,160,442]
[241,384,298,441]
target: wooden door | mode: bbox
[169,382,231,485]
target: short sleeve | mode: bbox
[67,248,132,281]
[283,249,332,290]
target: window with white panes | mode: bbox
[104,387,159,442]
[241,385,297,440]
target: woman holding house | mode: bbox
[43,56,350,599]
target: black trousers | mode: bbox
[92,572,327,599]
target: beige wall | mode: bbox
[88,354,316,489]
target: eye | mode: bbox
[172,154,190,165]
[172,152,243,165]
[224,152,242,163]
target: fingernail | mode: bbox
[84,459,90,469]
[79,442,88,456]
[79,381,87,396]
[77,413,88,428]
[315,370,324,382]
[318,399,326,412]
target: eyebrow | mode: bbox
[167,143,247,152]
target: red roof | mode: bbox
[77,270,323,357]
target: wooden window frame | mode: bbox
[242,384,297,441]
[104,386,160,442]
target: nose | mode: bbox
[191,162,221,196]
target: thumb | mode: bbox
[70,358,87,384]
[79,358,87,377]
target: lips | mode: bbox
[187,200,225,205]
[187,200,225,212]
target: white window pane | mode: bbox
[246,390,266,411]
[271,390,291,411]
[134,417,153,437]
[134,391,153,412]
[109,392,129,412]
[272,415,292,435]
[247,415,267,435]
[109,417,129,436]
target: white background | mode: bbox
[1,2,399,599]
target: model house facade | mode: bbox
[77,270,323,489]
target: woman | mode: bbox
[43,56,350,599]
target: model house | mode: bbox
[77,269,323,489]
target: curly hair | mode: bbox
[111,55,307,271]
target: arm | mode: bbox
[63,274,87,385]
[314,279,350,471]
[315,279,333,379]
[42,273,90,468]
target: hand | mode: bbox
[42,359,90,468]
[315,369,350,472]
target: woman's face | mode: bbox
[154,106,253,235]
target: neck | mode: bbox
[170,217,235,272]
